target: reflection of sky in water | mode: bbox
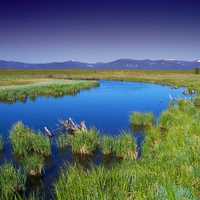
[0,81,189,136]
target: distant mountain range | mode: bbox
[0,59,200,70]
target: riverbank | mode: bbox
[0,69,200,92]
[0,79,99,103]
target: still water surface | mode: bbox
[0,80,189,136]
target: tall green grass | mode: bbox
[65,129,100,155]
[0,163,26,199]
[21,154,45,176]
[0,80,99,103]
[113,133,136,160]
[10,122,51,157]
[101,135,115,155]
[130,112,155,128]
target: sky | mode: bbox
[0,0,200,63]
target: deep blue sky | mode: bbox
[0,0,200,63]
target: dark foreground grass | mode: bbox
[0,163,26,199]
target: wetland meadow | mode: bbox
[0,70,200,199]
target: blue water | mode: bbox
[0,81,188,136]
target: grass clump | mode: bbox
[0,136,4,152]
[10,122,51,177]
[159,110,174,130]
[10,122,51,157]
[101,133,136,160]
[0,163,26,199]
[21,154,45,177]
[101,135,115,155]
[194,95,200,107]
[114,133,136,160]
[130,112,155,128]
[66,129,99,155]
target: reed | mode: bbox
[0,80,99,103]
[159,110,175,130]
[101,135,115,155]
[21,154,45,177]
[10,122,51,158]
[130,112,155,128]
[0,163,26,199]
[54,162,157,200]
[113,133,136,160]
[67,129,100,155]
[142,127,162,159]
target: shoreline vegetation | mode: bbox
[0,79,99,103]
[0,69,200,92]
[0,69,200,104]
[0,69,200,199]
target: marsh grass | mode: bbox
[66,129,100,155]
[130,112,155,128]
[10,122,51,158]
[114,133,136,160]
[101,135,115,156]
[55,99,200,199]
[142,127,162,159]
[0,80,99,103]
[0,163,26,199]
[54,162,156,200]
[159,109,176,130]
[101,133,136,160]
[21,154,45,177]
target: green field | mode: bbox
[0,69,200,92]
[0,76,99,103]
